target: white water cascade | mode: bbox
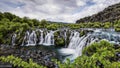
[93,29,120,44]
[11,33,17,46]
[59,30,120,62]
[68,32,85,49]
[22,31,37,46]
[74,34,91,57]
[43,31,55,46]
[67,33,93,61]
[39,30,44,45]
[59,31,98,62]
[64,31,67,47]
[27,31,37,46]
[21,31,29,46]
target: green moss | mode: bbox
[54,31,65,46]
[55,38,65,46]
[104,22,111,29]
[80,31,85,36]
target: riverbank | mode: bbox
[0,45,57,68]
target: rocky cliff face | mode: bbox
[76,3,120,23]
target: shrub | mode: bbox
[0,55,46,68]
[54,40,120,68]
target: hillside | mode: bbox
[76,3,120,23]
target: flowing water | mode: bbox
[12,29,120,62]
[21,30,56,46]
[43,31,55,46]
[39,29,44,45]
[11,33,17,46]
[27,31,37,46]
[58,29,120,62]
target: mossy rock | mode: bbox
[55,38,65,46]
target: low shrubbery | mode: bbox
[53,40,120,68]
[0,55,46,68]
[0,40,120,68]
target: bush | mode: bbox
[104,22,111,29]
[55,38,65,46]
[54,40,120,68]
[0,55,46,68]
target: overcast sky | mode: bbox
[1,0,120,23]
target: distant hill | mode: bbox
[47,21,68,24]
[76,3,120,23]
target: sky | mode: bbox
[1,0,120,23]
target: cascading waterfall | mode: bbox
[11,28,120,62]
[66,30,120,61]
[58,31,94,62]
[64,31,67,47]
[27,31,37,46]
[20,29,120,47]
[59,30,120,62]
[43,31,55,46]
[67,33,93,61]
[39,30,44,45]
[22,31,37,46]
[21,30,56,46]
[68,32,84,49]
[74,34,91,57]
[11,33,17,46]
[93,30,120,44]
[69,31,74,40]
[21,31,30,46]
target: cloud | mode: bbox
[0,0,120,23]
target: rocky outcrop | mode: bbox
[0,45,57,68]
[76,3,120,23]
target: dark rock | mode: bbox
[0,61,13,68]
[116,52,120,57]
[76,2,120,23]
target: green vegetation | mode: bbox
[0,40,120,68]
[114,20,120,32]
[0,11,120,45]
[0,12,120,68]
[0,8,120,68]
[0,55,45,68]
[53,40,120,68]
[54,31,65,46]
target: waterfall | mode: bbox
[69,31,74,40]
[11,33,17,46]
[43,31,54,46]
[22,31,37,46]
[64,31,67,47]
[74,34,91,57]
[59,31,100,62]
[21,30,56,46]
[21,31,30,46]
[67,32,92,60]
[68,32,85,49]
[93,30,120,44]
[39,30,44,45]
[12,28,120,62]
[27,31,37,46]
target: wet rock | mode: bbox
[114,44,120,49]
[116,52,120,57]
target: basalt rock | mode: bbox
[0,46,57,68]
